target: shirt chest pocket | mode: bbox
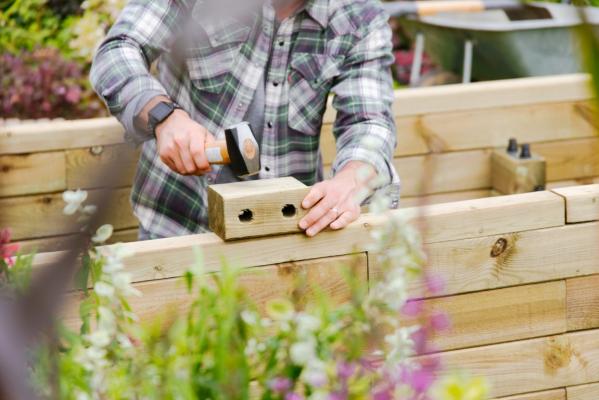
[288,53,344,135]
[186,25,250,93]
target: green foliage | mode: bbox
[0,0,73,55]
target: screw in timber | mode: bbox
[520,143,532,159]
[90,146,104,156]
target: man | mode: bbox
[91,0,399,239]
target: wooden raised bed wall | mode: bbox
[2,74,599,252]
[31,183,599,399]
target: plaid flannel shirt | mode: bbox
[91,0,400,238]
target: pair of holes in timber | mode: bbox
[237,204,297,223]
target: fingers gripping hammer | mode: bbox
[204,122,261,177]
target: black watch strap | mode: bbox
[147,101,182,136]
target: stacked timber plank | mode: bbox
[2,74,599,251]
[29,184,599,399]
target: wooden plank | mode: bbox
[0,188,137,241]
[567,275,599,331]
[0,152,66,197]
[567,382,599,400]
[370,222,599,298]
[494,389,565,400]
[16,228,139,254]
[208,177,309,240]
[64,253,367,328]
[422,281,566,351]
[552,184,599,223]
[399,189,491,208]
[547,177,599,190]
[413,191,564,243]
[321,100,598,162]
[0,117,125,155]
[437,329,599,398]
[30,190,566,284]
[411,101,597,153]
[66,144,139,189]
[393,149,491,197]
[536,138,599,182]
[322,74,592,124]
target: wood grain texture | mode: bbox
[567,274,599,331]
[320,100,597,164]
[370,222,599,298]
[491,149,546,195]
[399,189,492,208]
[567,382,599,400]
[17,228,139,253]
[29,190,567,285]
[208,177,310,240]
[536,138,599,182]
[0,152,66,197]
[494,388,565,400]
[437,329,599,398]
[64,253,367,328]
[0,117,125,155]
[1,188,137,240]
[393,149,491,197]
[552,184,599,223]
[66,144,139,189]
[423,281,566,351]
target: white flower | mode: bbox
[62,189,88,215]
[92,224,114,244]
[94,281,115,298]
[81,204,97,216]
[241,310,258,326]
[86,330,111,348]
[290,340,316,366]
[295,313,321,337]
[302,359,328,388]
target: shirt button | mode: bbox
[278,40,285,46]
[273,81,279,87]
[267,121,273,128]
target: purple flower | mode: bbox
[268,377,292,394]
[336,361,356,380]
[401,300,422,317]
[430,312,451,332]
[285,393,304,400]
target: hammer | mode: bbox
[205,121,261,177]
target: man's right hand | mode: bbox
[155,110,216,176]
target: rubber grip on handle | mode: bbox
[205,141,230,165]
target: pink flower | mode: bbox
[430,312,451,332]
[268,377,292,394]
[1,229,19,267]
[425,274,445,295]
[401,300,423,317]
[285,393,303,400]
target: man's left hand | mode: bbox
[299,161,374,237]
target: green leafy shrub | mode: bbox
[0,49,106,119]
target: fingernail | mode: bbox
[299,221,306,229]
[302,201,308,209]
[306,229,314,237]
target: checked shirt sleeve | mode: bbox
[90,0,193,144]
[330,10,400,204]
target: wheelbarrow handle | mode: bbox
[383,0,525,17]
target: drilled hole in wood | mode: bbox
[281,204,297,218]
[238,209,254,223]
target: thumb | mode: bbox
[204,130,216,144]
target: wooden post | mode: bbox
[491,140,546,195]
[208,177,310,240]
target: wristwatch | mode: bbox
[147,101,182,136]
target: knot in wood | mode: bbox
[490,238,508,258]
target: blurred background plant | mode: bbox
[0,0,126,120]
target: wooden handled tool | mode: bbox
[205,122,260,177]
[383,0,552,19]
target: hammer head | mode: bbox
[225,122,261,177]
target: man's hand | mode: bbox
[299,161,374,237]
[155,109,216,175]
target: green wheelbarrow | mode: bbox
[383,0,598,84]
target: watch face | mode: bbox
[151,102,174,123]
